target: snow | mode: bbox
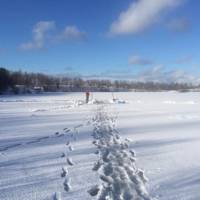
[0,92,200,200]
[89,109,152,199]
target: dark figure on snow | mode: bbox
[86,91,90,103]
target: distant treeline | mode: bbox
[0,67,198,94]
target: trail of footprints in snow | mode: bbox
[55,123,84,199]
[61,129,75,190]
[0,123,84,199]
[0,123,83,153]
[88,109,154,200]
[0,110,91,153]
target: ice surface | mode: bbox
[0,92,200,200]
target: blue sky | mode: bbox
[0,0,199,82]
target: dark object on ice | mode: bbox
[86,91,90,103]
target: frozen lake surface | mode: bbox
[0,92,200,200]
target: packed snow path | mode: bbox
[89,107,152,200]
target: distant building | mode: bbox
[33,86,44,93]
[14,85,27,94]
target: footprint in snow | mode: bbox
[63,178,71,192]
[66,157,74,166]
[125,138,132,143]
[64,129,70,133]
[63,128,70,133]
[53,192,61,200]
[68,145,74,151]
[92,160,103,171]
[88,185,101,196]
[129,150,136,157]
[55,132,59,136]
[94,149,99,155]
[57,133,65,137]
[61,166,68,178]
[61,153,65,158]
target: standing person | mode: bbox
[85,91,90,103]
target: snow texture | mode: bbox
[0,92,200,200]
[89,107,152,200]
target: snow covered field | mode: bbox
[0,92,200,200]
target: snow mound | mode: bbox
[88,98,128,105]
[163,100,196,105]
[33,109,48,112]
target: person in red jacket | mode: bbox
[85,91,90,103]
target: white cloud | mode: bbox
[57,26,86,41]
[109,0,183,35]
[20,21,55,50]
[137,65,200,83]
[167,18,190,32]
[20,22,86,51]
[129,55,154,65]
